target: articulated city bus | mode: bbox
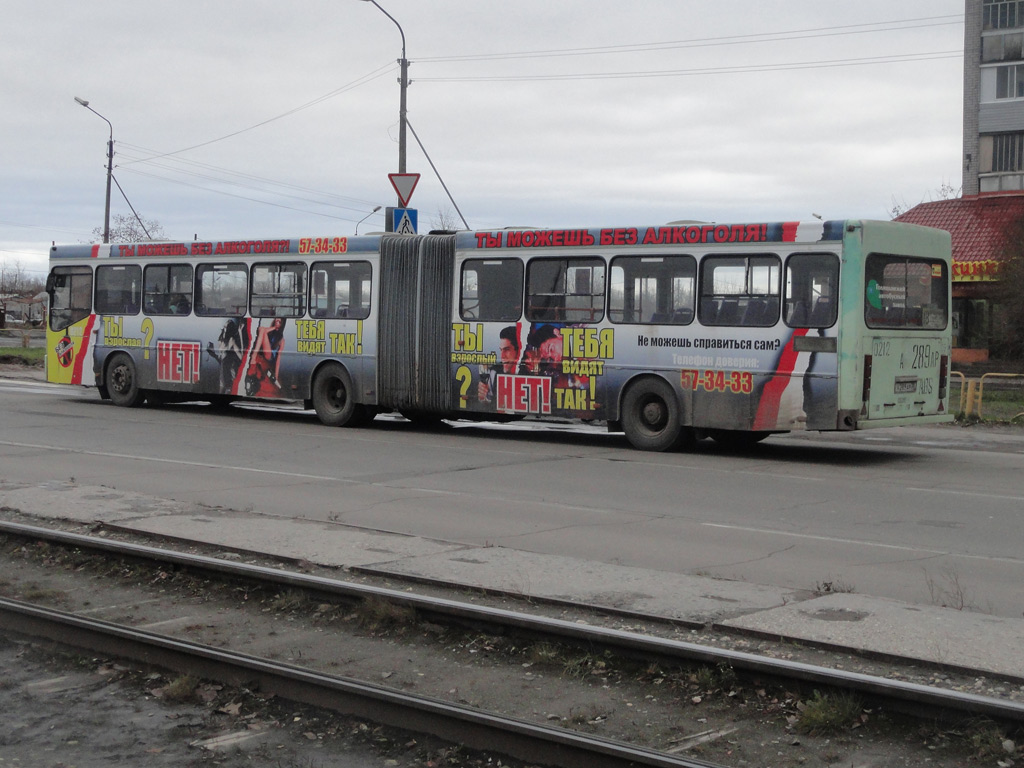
[46,218,952,450]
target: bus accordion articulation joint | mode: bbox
[45,218,952,451]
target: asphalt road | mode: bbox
[1,375,1022,619]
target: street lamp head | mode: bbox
[74,96,89,107]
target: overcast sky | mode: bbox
[2,0,965,281]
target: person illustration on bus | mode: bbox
[245,316,287,397]
[478,324,522,402]
[206,317,247,393]
[521,323,595,417]
[520,324,565,378]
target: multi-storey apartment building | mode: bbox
[964,0,1024,194]
[898,0,1024,362]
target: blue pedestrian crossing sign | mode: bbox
[387,207,418,234]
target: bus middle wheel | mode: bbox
[621,376,691,451]
[312,363,367,427]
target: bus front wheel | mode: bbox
[105,353,144,408]
[621,377,691,451]
[312,363,367,427]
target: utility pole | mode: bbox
[361,1,409,177]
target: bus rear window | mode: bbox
[865,254,948,330]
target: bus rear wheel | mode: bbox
[621,377,691,451]
[312,363,367,427]
[105,353,144,408]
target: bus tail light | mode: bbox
[861,354,873,414]
[938,354,949,403]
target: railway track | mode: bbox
[0,596,717,768]
[1,518,1022,767]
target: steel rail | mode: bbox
[3,519,1023,726]
[0,597,718,768]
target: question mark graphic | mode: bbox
[141,318,154,360]
[455,365,472,408]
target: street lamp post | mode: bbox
[361,0,408,176]
[355,205,382,235]
[74,97,114,244]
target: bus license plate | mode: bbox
[894,377,918,394]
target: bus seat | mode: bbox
[741,298,766,326]
[717,298,740,325]
[698,298,720,325]
[650,311,670,323]
[786,300,808,326]
[809,299,833,327]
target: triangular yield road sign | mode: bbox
[388,173,421,207]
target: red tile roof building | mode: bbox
[896,194,1024,362]
[896,194,1024,284]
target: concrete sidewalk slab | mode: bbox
[723,593,1024,680]
[124,511,466,567]
[357,546,803,624]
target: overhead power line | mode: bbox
[418,51,963,83]
[117,167,373,223]
[116,143,381,214]
[417,15,963,63]
[120,62,396,167]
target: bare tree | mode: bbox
[429,206,460,233]
[990,214,1024,361]
[91,214,165,243]
[889,181,962,220]
[0,259,26,294]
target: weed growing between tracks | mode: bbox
[793,690,866,736]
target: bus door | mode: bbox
[46,265,96,385]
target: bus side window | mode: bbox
[95,264,142,315]
[608,254,695,325]
[784,253,839,328]
[196,264,248,318]
[144,264,194,316]
[528,258,605,323]
[460,259,523,321]
[251,262,306,318]
[700,255,780,327]
[310,261,372,320]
